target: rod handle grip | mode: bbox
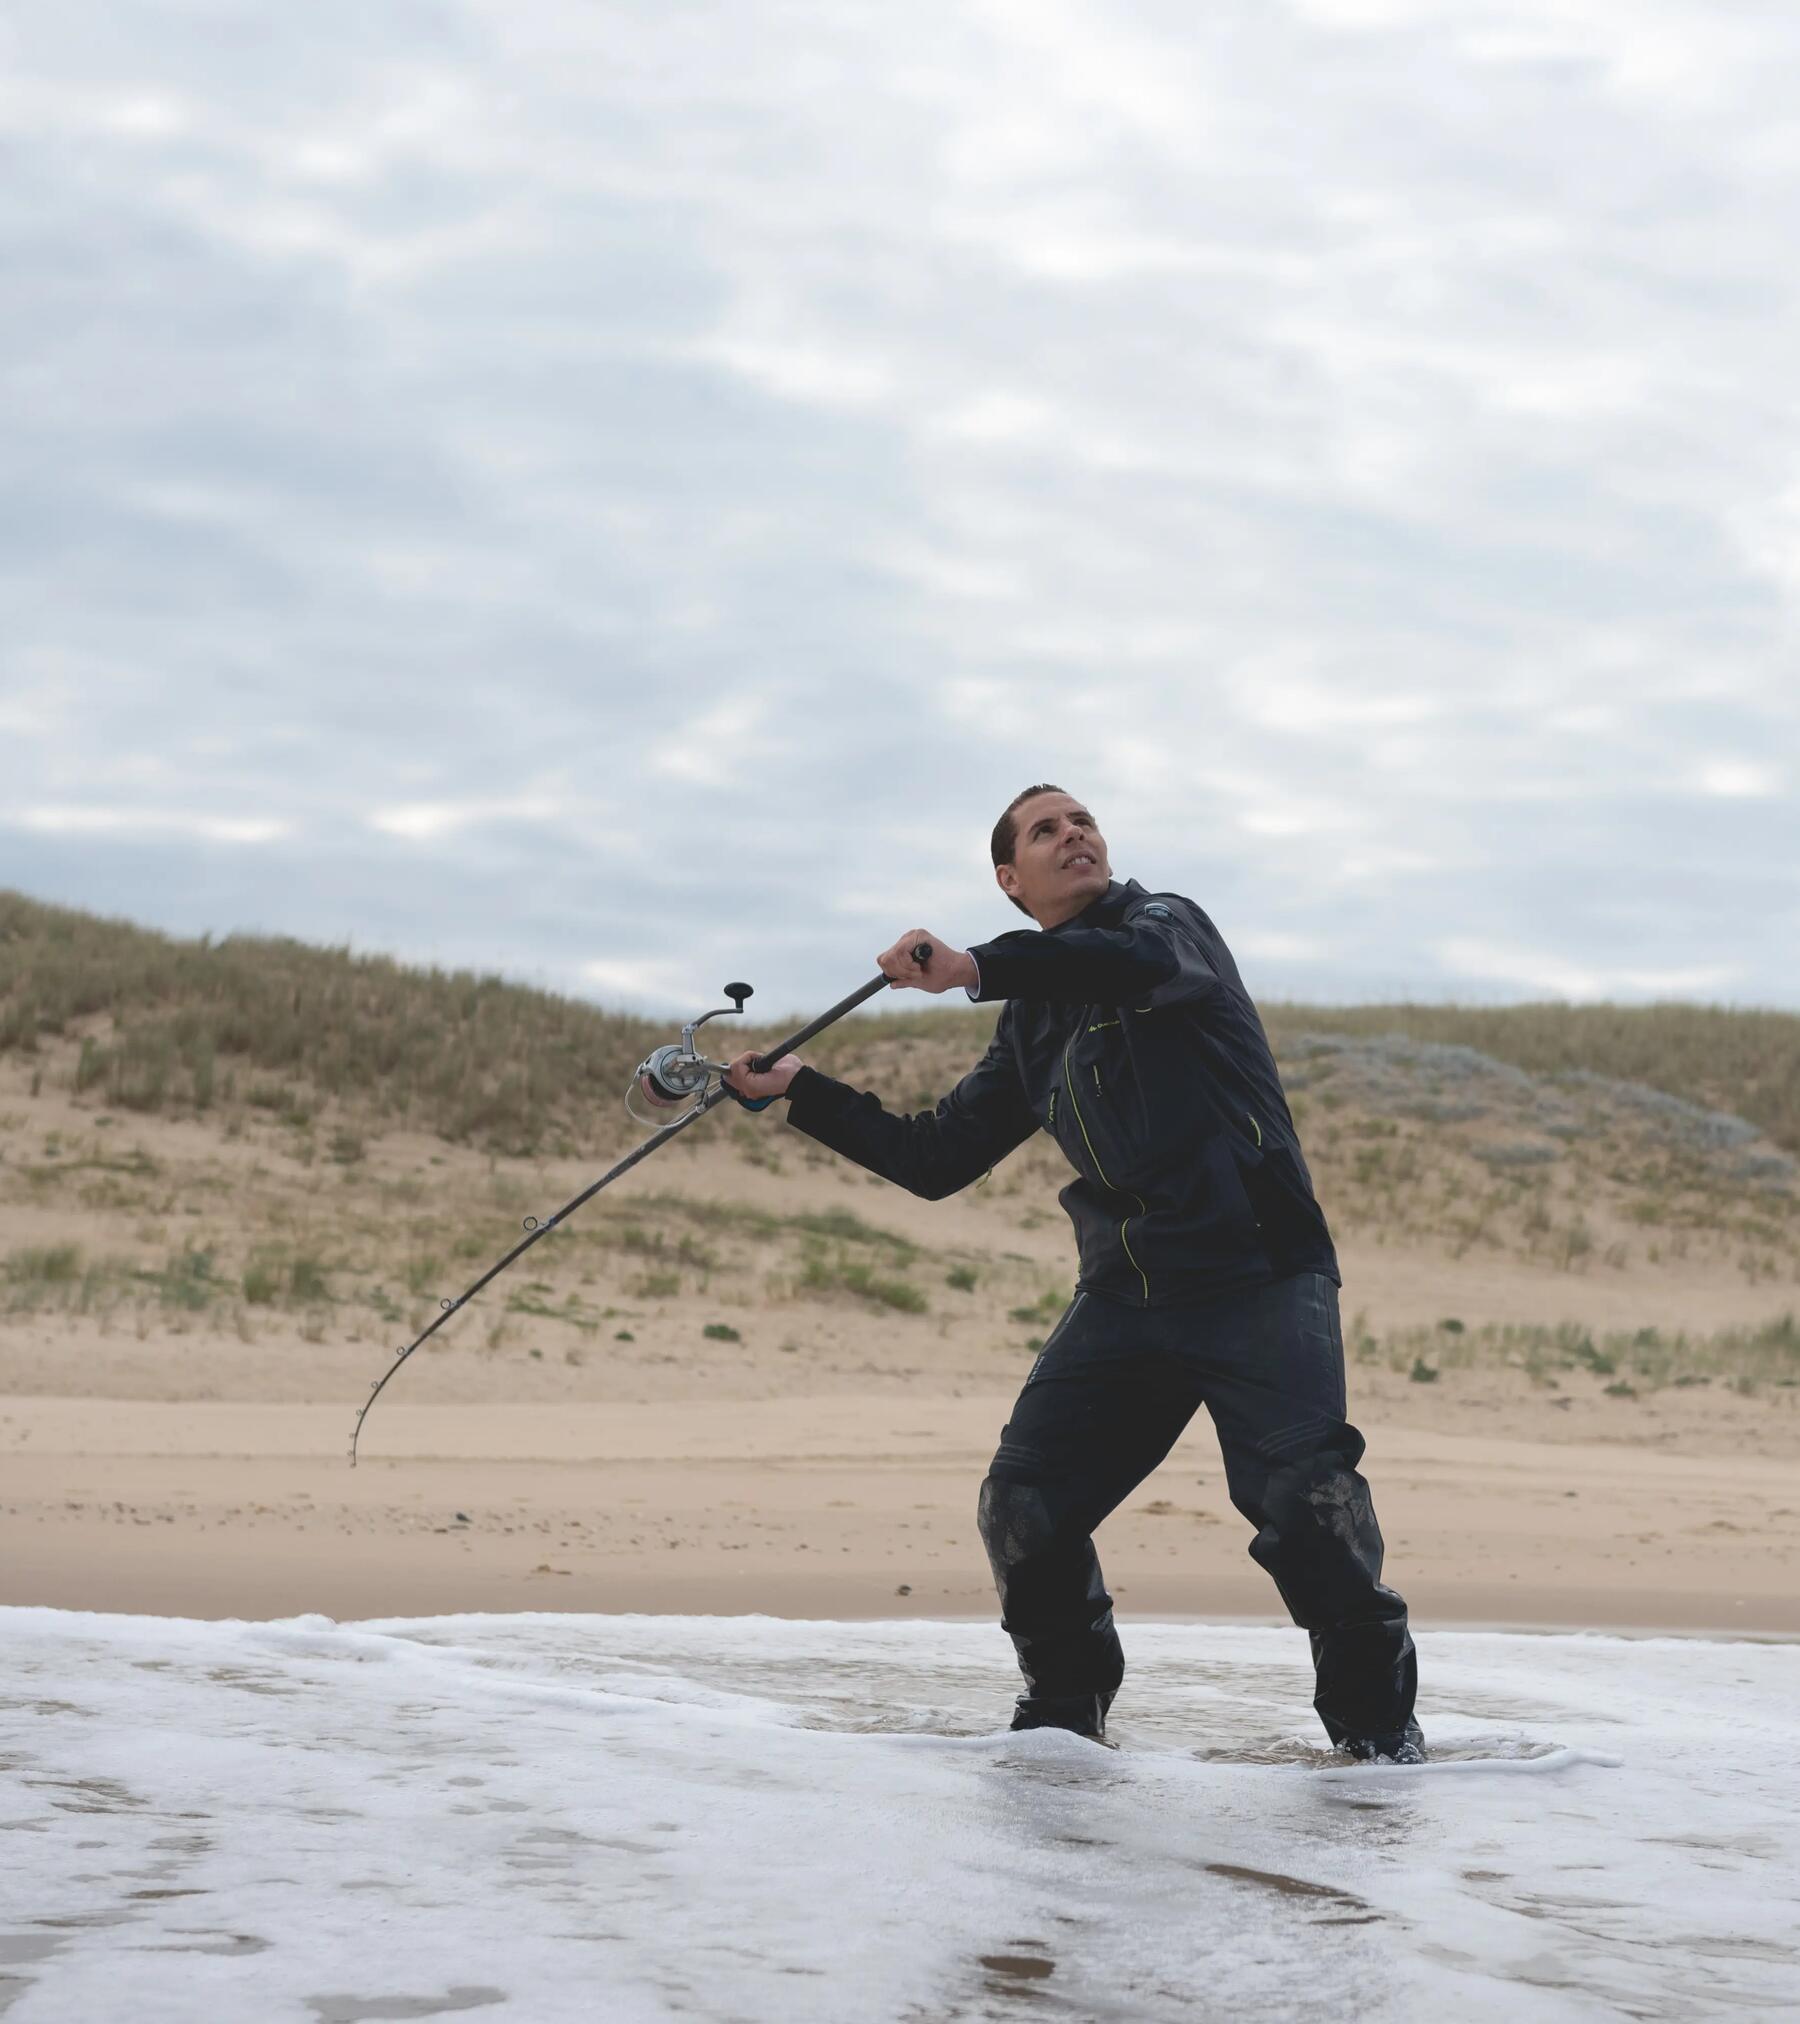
[749,940,939,1074]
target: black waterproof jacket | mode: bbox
[785,879,1339,1307]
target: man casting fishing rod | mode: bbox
[726,784,1423,1761]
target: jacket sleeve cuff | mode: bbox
[782,1063,836,1127]
[964,942,1030,1001]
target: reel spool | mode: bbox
[636,1044,709,1111]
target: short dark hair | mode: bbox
[991,783,1066,868]
[991,783,1066,916]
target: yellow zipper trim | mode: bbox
[1062,1035,1149,1303]
[1247,1111,1262,1147]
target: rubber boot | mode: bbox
[1009,1690,1115,1745]
[1340,1719,1427,1765]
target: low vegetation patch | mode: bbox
[625,1192,916,1262]
[1008,1287,1068,1328]
[1268,1000,1800,1157]
[2,1242,82,1287]
[1354,1311,1800,1394]
[797,1245,927,1314]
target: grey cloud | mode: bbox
[2,0,1797,1019]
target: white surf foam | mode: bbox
[2,1612,1795,2021]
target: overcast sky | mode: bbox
[3,0,1797,1020]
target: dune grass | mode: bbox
[1,1238,344,1320]
[7,889,1799,1159]
[1266,1001,1800,1156]
[796,1245,928,1313]
[0,890,661,1157]
[4,892,1797,1326]
[1354,1310,1800,1394]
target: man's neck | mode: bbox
[1032,881,1114,931]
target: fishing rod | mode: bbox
[348,942,932,1463]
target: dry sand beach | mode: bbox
[3,899,1798,1639]
[5,1050,1799,1639]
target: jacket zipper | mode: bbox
[1062,1034,1149,1303]
[1247,1111,1262,1147]
[1048,1088,1058,1128]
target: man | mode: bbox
[725,785,1422,1760]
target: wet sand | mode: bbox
[5,1396,1796,1634]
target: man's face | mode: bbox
[997,791,1111,925]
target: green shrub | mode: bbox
[404,1253,442,1296]
[799,1248,927,1314]
[288,1254,330,1303]
[4,1243,82,1285]
[157,1248,218,1311]
[1008,1288,1066,1326]
[242,1254,282,1305]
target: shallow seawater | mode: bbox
[1,1610,1796,2022]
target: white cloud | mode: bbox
[1731,478,1800,609]
[1437,938,1740,1003]
[689,335,896,411]
[866,541,1027,604]
[1236,930,1329,963]
[98,95,190,140]
[1696,760,1784,800]
[367,795,567,841]
[933,392,1057,446]
[648,696,786,791]
[1232,671,1445,737]
[578,956,707,1009]
[9,806,293,846]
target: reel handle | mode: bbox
[749,941,934,1074]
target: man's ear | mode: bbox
[995,862,1020,902]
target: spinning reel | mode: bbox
[628,981,757,1123]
